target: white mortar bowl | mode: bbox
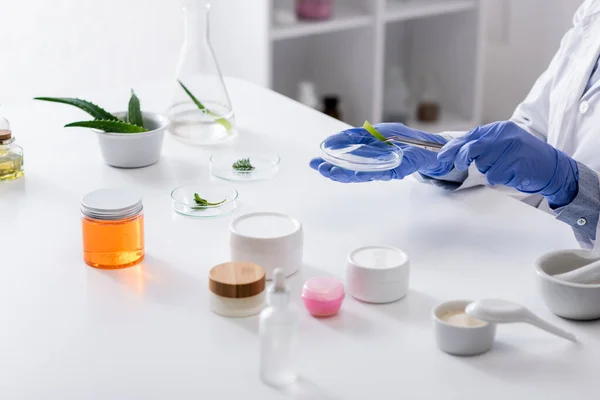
[535,249,600,320]
[95,111,168,168]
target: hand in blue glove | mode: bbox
[310,123,453,183]
[437,121,579,207]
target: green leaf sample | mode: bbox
[232,158,255,172]
[34,97,119,121]
[177,80,232,132]
[127,90,144,128]
[178,80,206,110]
[363,120,393,146]
[65,120,148,133]
[193,193,226,208]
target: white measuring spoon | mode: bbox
[466,299,577,342]
[552,258,600,284]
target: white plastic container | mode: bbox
[433,300,496,356]
[209,261,266,317]
[229,212,303,279]
[95,111,168,168]
[346,246,410,304]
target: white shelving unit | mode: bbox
[215,0,484,131]
[272,1,373,41]
[385,0,477,22]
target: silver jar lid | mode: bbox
[81,189,143,220]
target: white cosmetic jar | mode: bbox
[347,246,410,304]
[433,300,496,356]
[209,261,266,318]
[229,212,303,279]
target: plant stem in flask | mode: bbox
[168,101,234,145]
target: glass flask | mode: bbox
[167,0,236,145]
[0,113,24,181]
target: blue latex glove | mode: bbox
[437,121,579,207]
[310,123,453,183]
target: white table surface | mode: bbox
[0,77,597,400]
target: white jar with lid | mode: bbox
[229,212,303,279]
[209,261,266,317]
[347,245,410,304]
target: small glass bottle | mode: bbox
[323,95,342,120]
[416,72,441,123]
[167,0,236,145]
[383,66,410,124]
[81,189,145,269]
[0,113,24,181]
[298,81,318,109]
[260,268,298,387]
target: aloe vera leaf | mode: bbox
[34,97,119,121]
[208,110,232,132]
[363,120,393,146]
[127,90,144,128]
[64,119,148,133]
[178,80,206,110]
[178,80,232,132]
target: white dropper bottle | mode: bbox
[259,268,298,387]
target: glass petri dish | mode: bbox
[171,183,238,218]
[319,139,403,172]
[210,150,280,181]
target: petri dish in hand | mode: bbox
[319,138,403,172]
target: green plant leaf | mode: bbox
[364,120,393,146]
[178,80,232,132]
[34,97,119,121]
[232,158,255,172]
[193,193,226,207]
[178,80,205,110]
[65,119,148,133]
[208,110,232,132]
[127,90,144,128]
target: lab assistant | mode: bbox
[311,0,600,250]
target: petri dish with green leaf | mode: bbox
[171,183,238,218]
[210,150,280,181]
[319,121,404,172]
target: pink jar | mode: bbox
[296,0,333,20]
[301,276,345,317]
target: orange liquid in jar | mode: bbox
[82,213,145,269]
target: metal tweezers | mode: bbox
[386,135,445,153]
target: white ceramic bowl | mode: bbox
[535,249,600,320]
[95,111,168,168]
[433,300,496,357]
[229,212,303,280]
[347,246,410,304]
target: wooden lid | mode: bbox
[209,262,266,299]
[0,130,11,141]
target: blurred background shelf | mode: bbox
[272,1,372,41]
[217,0,484,130]
[385,0,477,23]
[406,112,474,133]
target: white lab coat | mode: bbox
[438,0,600,249]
